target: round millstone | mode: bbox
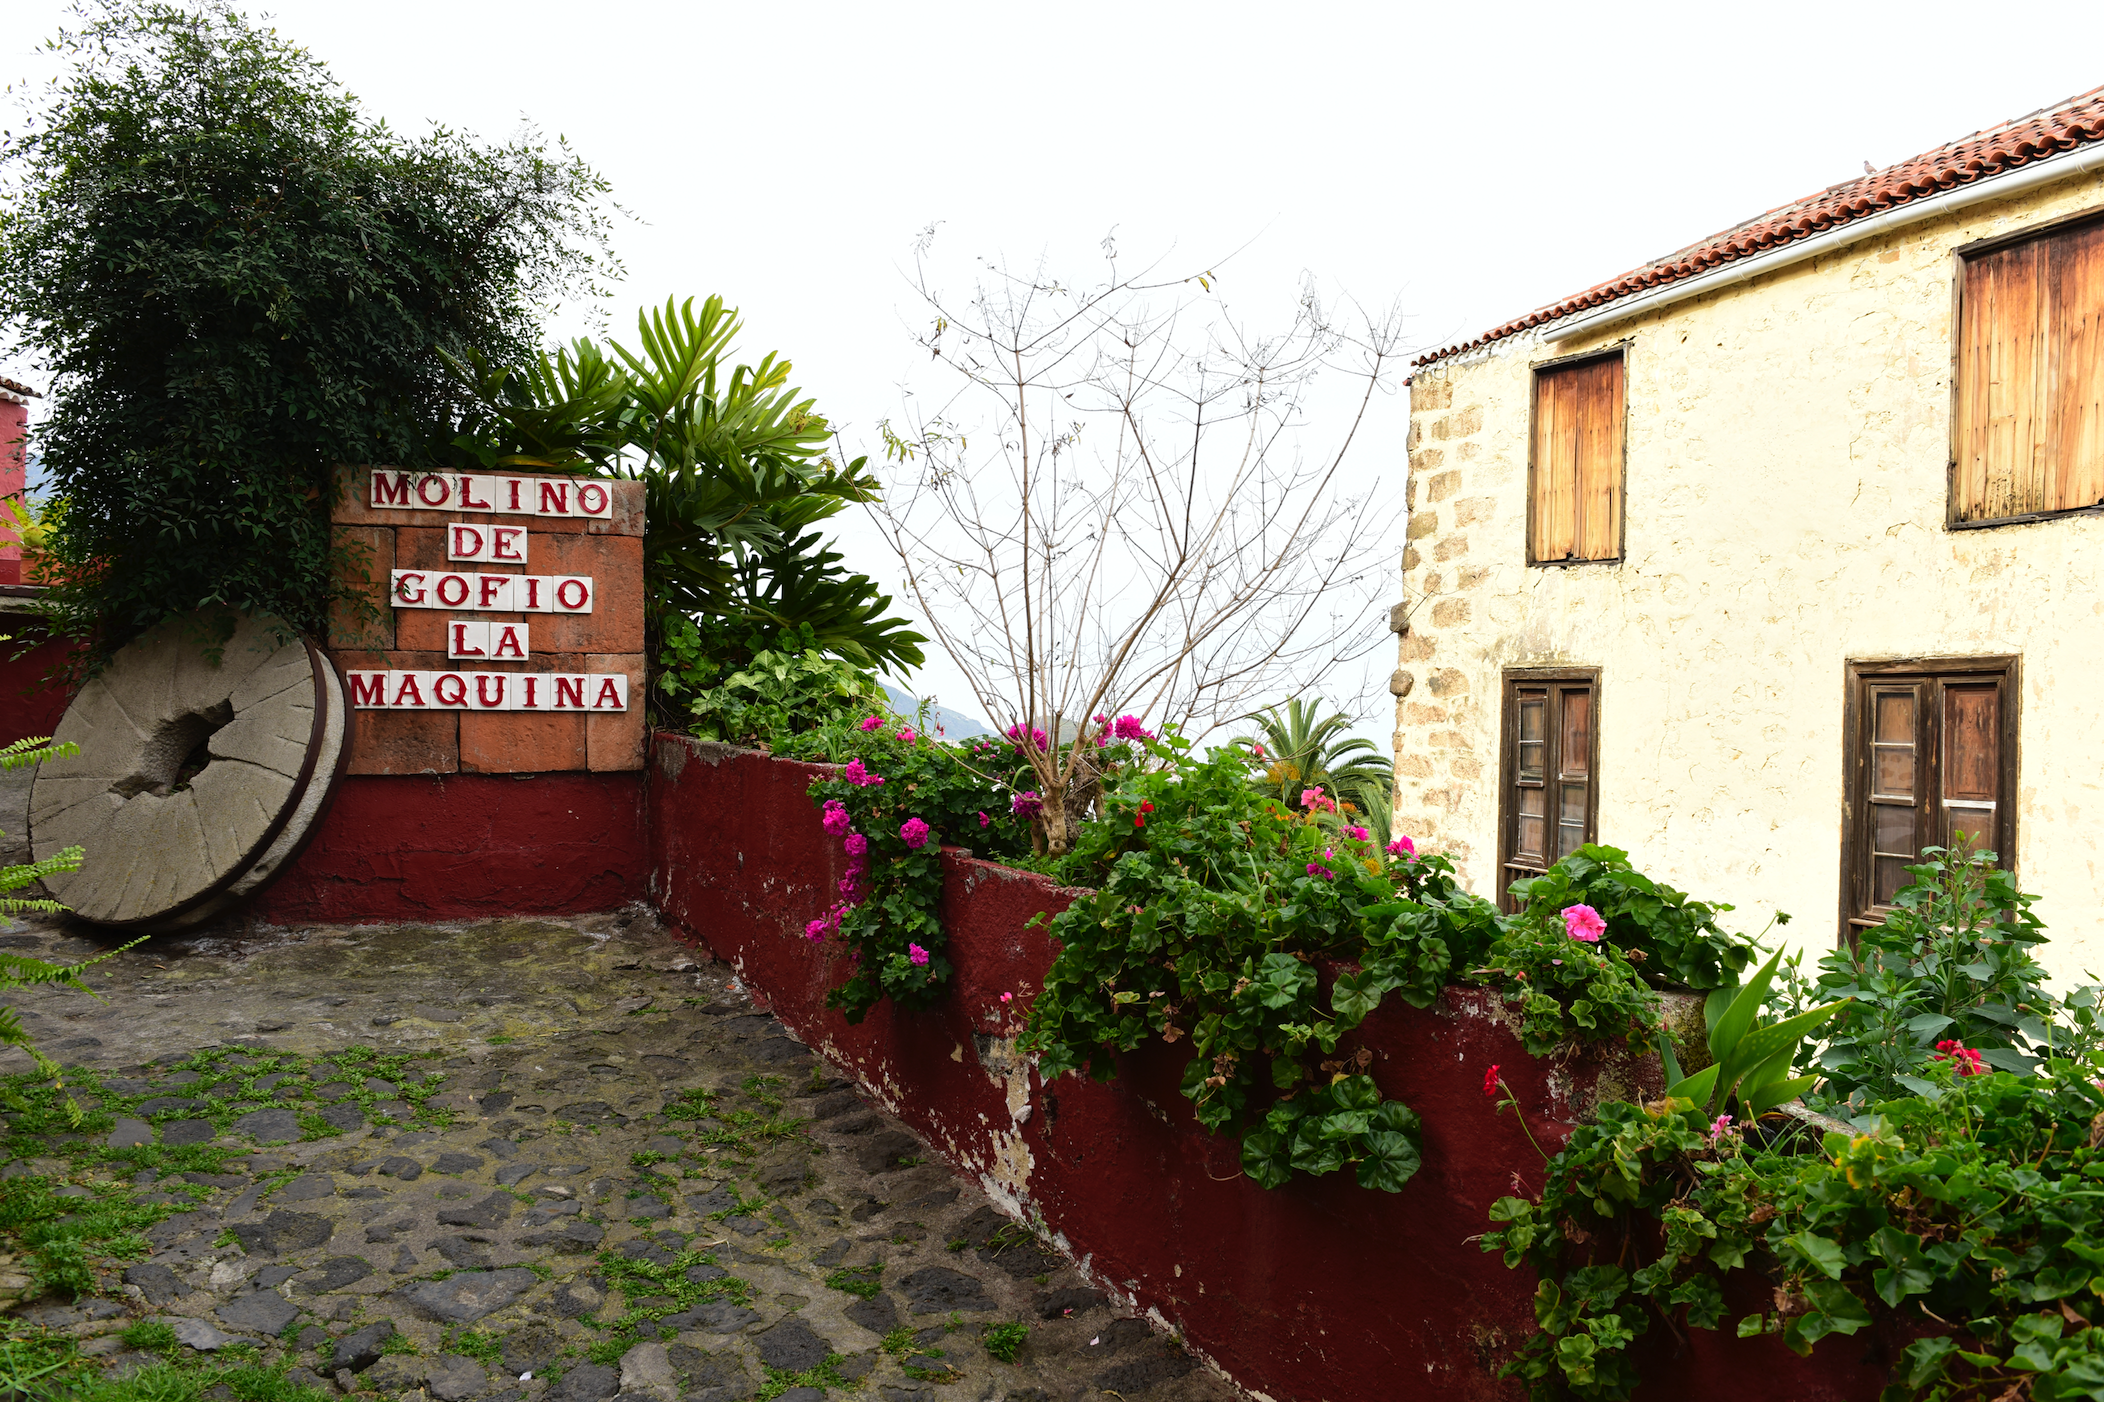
[28,613,347,930]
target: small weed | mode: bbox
[896,1155,924,1167]
[822,1265,882,1299]
[739,1075,786,1113]
[121,1320,178,1352]
[755,1352,852,1400]
[586,1335,631,1366]
[488,1036,515,1045]
[945,1238,968,1253]
[446,1331,505,1368]
[629,1150,671,1170]
[1033,1273,1049,1286]
[878,1326,915,1358]
[380,1333,419,1355]
[982,1321,1029,1364]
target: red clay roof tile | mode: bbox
[1414,85,2104,368]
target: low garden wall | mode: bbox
[249,771,648,925]
[646,735,1893,1402]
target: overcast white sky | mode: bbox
[9,0,2104,739]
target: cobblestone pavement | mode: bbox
[0,908,1237,1402]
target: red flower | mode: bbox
[1933,1039,1986,1076]
[1134,800,1156,829]
[1483,1065,1502,1100]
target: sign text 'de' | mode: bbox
[369,471,614,520]
[445,522,530,564]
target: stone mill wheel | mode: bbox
[28,613,348,931]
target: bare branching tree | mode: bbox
[872,232,1404,854]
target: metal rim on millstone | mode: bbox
[28,613,350,930]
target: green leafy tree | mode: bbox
[0,0,616,658]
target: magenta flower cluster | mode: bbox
[908,943,930,967]
[1301,787,1337,814]
[896,727,917,745]
[1011,790,1044,819]
[900,817,931,850]
[1344,824,1370,842]
[1563,904,1606,942]
[1387,835,1416,858]
[843,758,885,787]
[1091,713,1156,745]
[859,715,883,732]
[1306,847,1336,880]
[1004,723,1050,754]
[821,799,852,836]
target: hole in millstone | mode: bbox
[108,699,235,799]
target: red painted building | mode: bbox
[0,375,37,587]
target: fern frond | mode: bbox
[0,737,79,772]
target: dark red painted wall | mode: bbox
[646,734,1893,1402]
[250,771,647,925]
[0,611,76,749]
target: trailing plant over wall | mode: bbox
[780,716,1036,1022]
[1484,848,2104,1402]
[1,0,614,658]
[1017,737,1762,1194]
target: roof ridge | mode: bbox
[1414,84,2104,368]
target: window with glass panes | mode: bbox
[1842,659,2017,933]
[1499,670,1599,909]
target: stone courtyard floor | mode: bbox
[0,906,1238,1402]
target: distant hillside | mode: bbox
[882,684,992,739]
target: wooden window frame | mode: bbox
[1838,655,2019,938]
[1527,343,1630,567]
[1947,203,2104,531]
[1496,667,1602,910]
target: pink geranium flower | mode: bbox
[896,728,916,744]
[1387,835,1416,858]
[908,943,930,967]
[1563,904,1606,942]
[1344,825,1370,842]
[900,817,931,850]
[1011,791,1043,819]
[977,811,990,827]
[843,833,869,857]
[1300,787,1337,813]
[859,715,883,731]
[820,799,851,836]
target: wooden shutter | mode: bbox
[1531,355,1623,561]
[2048,220,2104,513]
[1502,674,1598,906]
[1955,218,2104,521]
[1844,662,2015,930]
[1940,683,2000,855]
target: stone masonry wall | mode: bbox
[1394,163,2104,973]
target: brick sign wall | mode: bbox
[328,467,646,775]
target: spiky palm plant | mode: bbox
[1246,698,1393,819]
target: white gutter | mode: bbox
[1540,141,2104,347]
